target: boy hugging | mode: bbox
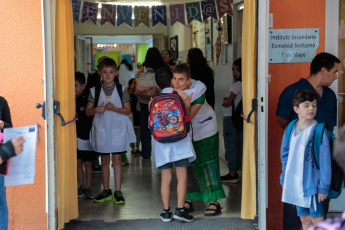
[280,90,332,230]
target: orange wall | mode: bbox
[0,1,47,229]
[267,1,325,229]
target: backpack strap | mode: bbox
[285,119,298,142]
[313,123,326,169]
[94,84,101,107]
[116,83,123,108]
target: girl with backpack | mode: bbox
[220,58,243,183]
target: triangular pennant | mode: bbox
[201,0,218,21]
[185,2,203,24]
[117,5,132,27]
[152,6,167,27]
[101,4,116,26]
[169,4,185,26]
[72,0,81,22]
[216,0,233,18]
[134,6,149,27]
[81,2,98,24]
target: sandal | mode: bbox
[184,200,194,213]
[204,202,222,216]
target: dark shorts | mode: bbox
[158,158,190,170]
[77,150,97,161]
[97,151,127,155]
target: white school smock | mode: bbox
[282,123,315,208]
[89,86,136,153]
[152,83,206,168]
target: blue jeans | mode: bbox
[223,116,243,172]
[140,103,152,158]
[0,175,8,230]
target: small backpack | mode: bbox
[135,68,158,99]
[232,99,243,127]
[149,91,190,143]
[285,120,344,199]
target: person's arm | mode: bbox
[0,98,12,130]
[222,92,237,107]
[318,131,332,202]
[0,136,24,165]
[276,116,290,129]
[85,101,105,116]
[280,130,290,186]
[105,101,131,115]
[176,90,192,118]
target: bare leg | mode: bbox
[176,167,187,209]
[310,217,324,226]
[112,154,122,191]
[204,201,220,215]
[161,169,172,210]
[77,159,84,187]
[84,161,92,188]
[101,155,110,190]
[300,216,313,230]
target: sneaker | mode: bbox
[173,208,194,222]
[131,149,141,155]
[94,189,113,203]
[84,188,94,200]
[121,160,129,166]
[92,166,102,174]
[160,209,172,223]
[113,191,126,204]
[78,186,85,198]
[221,172,240,183]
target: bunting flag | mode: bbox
[201,0,218,21]
[169,4,185,26]
[216,0,233,18]
[152,6,167,27]
[186,2,203,24]
[72,0,81,22]
[101,4,116,26]
[117,5,132,27]
[134,6,150,27]
[81,2,98,24]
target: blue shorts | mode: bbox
[158,158,190,170]
[296,197,324,218]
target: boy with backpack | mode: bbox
[86,57,135,204]
[150,65,198,223]
[280,90,332,229]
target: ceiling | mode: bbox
[76,0,199,4]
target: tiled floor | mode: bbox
[75,152,242,222]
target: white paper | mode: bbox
[3,125,37,186]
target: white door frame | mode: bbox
[41,0,56,229]
[257,0,269,229]
[325,0,345,212]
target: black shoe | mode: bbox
[93,189,113,203]
[131,149,141,155]
[221,172,240,183]
[92,166,102,174]
[160,209,172,223]
[173,208,194,222]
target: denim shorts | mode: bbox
[296,197,324,218]
[158,158,190,170]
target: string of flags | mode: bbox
[72,0,233,28]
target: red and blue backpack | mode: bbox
[149,91,190,143]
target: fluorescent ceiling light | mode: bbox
[237,4,244,11]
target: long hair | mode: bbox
[143,47,166,71]
[120,59,133,71]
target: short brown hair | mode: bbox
[173,63,191,79]
[292,90,319,107]
[97,57,118,70]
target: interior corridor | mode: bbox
[64,151,254,229]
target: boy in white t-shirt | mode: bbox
[221,58,243,183]
[152,64,206,223]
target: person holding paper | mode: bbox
[0,96,25,230]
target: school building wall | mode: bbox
[267,0,325,229]
[0,1,47,230]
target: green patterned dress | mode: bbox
[186,95,226,202]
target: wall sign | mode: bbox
[269,28,319,63]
